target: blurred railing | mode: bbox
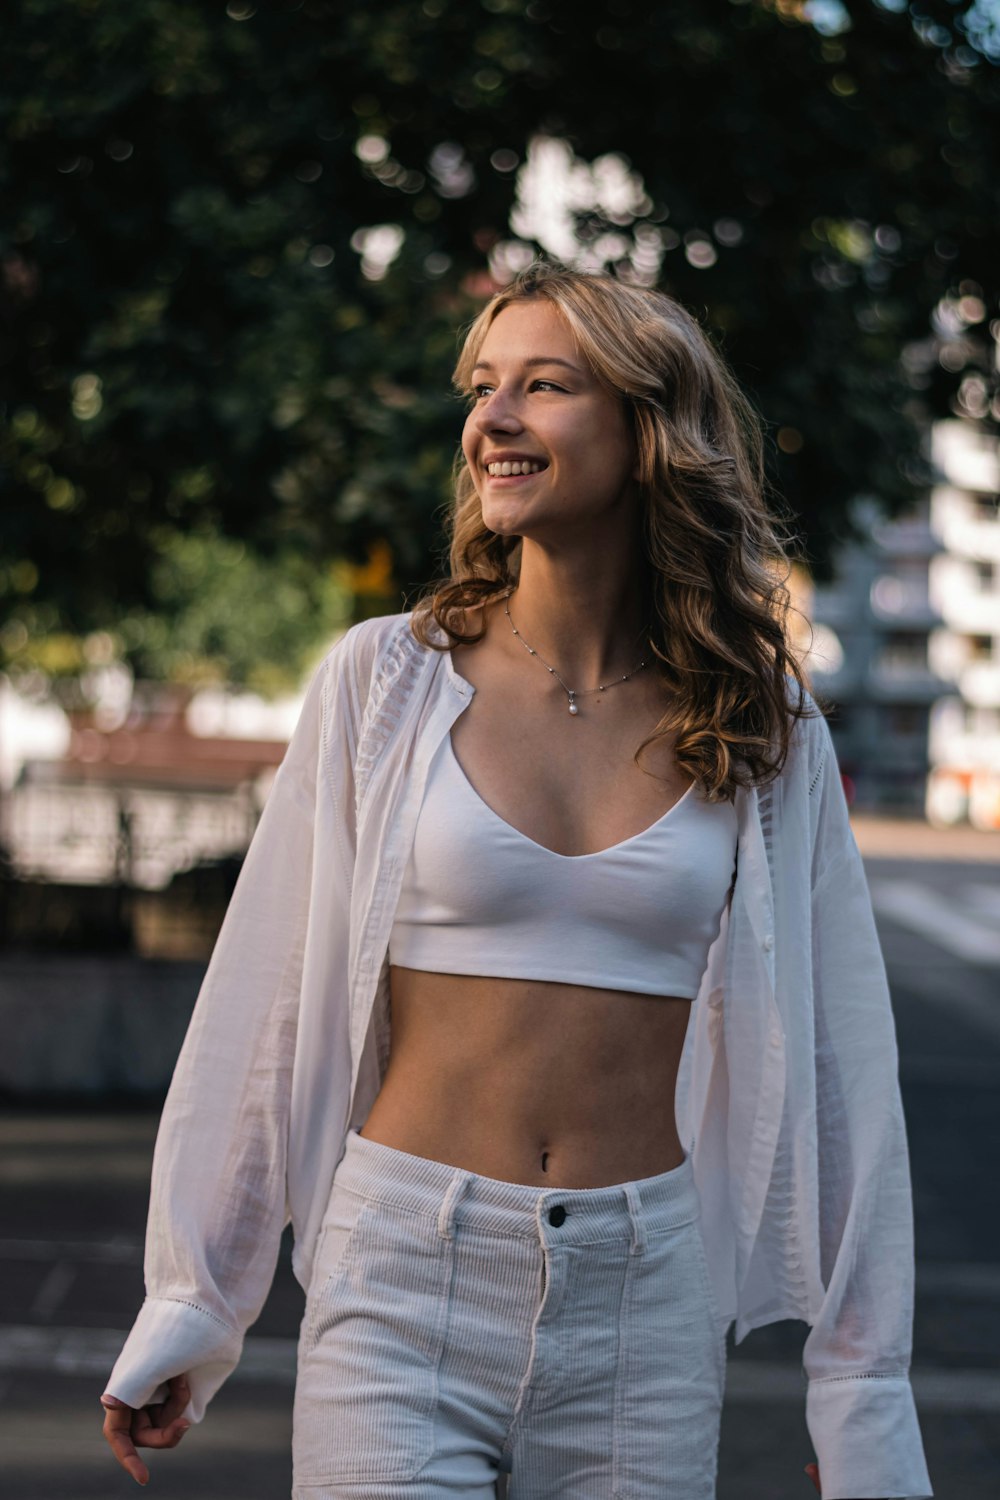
[3,771,261,891]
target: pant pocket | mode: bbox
[293,1201,452,1486]
[299,1185,372,1359]
[690,1216,722,1321]
[689,1215,729,1383]
[613,1222,726,1498]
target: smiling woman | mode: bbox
[102,261,932,1500]
[414,261,810,804]
[446,302,656,735]
[460,303,642,582]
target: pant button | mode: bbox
[548,1205,567,1227]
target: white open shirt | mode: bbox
[107,611,933,1499]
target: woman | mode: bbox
[102,262,933,1498]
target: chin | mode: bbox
[479,507,527,538]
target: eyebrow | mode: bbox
[471,356,585,376]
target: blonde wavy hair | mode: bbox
[409,260,818,799]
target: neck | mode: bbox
[502,542,650,686]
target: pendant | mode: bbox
[568,699,579,715]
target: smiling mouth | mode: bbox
[484,459,547,477]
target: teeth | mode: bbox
[486,460,544,476]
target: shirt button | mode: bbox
[548,1205,567,1227]
[763,933,774,951]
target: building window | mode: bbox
[971,492,1000,521]
[877,631,928,674]
[886,705,926,736]
[870,566,930,617]
[968,634,994,661]
[975,560,995,590]
[964,703,1000,736]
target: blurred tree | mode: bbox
[12,534,352,702]
[1,0,998,687]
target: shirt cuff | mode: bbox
[805,1374,933,1499]
[104,1296,243,1422]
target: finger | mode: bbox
[804,1461,821,1494]
[152,1374,190,1428]
[103,1408,150,1487]
[133,1410,191,1450]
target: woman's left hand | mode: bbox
[804,1462,884,1499]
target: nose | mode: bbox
[472,386,523,434]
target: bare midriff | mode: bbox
[358,965,693,1189]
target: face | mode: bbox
[461,299,639,540]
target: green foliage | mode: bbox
[0,529,353,695]
[120,530,354,692]
[1,0,998,688]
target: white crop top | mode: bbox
[388,732,739,999]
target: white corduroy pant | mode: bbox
[292,1128,727,1499]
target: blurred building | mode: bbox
[4,682,288,892]
[805,493,946,813]
[808,418,1000,825]
[0,681,302,958]
[925,421,1000,829]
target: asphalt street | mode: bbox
[1,821,998,1499]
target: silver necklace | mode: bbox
[504,589,648,715]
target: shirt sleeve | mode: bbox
[801,714,933,1499]
[103,643,339,1422]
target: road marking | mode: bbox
[0,1237,142,1264]
[0,1325,298,1384]
[30,1261,77,1322]
[900,1054,1000,1086]
[725,1361,1000,1412]
[2,1237,999,1300]
[963,882,1000,920]
[916,1262,1000,1298]
[869,878,1000,965]
[0,1151,156,1186]
[3,1326,999,1411]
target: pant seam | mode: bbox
[612,1244,638,1499]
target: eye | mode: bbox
[465,377,567,409]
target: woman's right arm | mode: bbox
[101,633,354,1434]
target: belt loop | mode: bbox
[534,1197,547,1242]
[624,1183,645,1256]
[438,1172,469,1240]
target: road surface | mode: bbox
[0,818,997,1497]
